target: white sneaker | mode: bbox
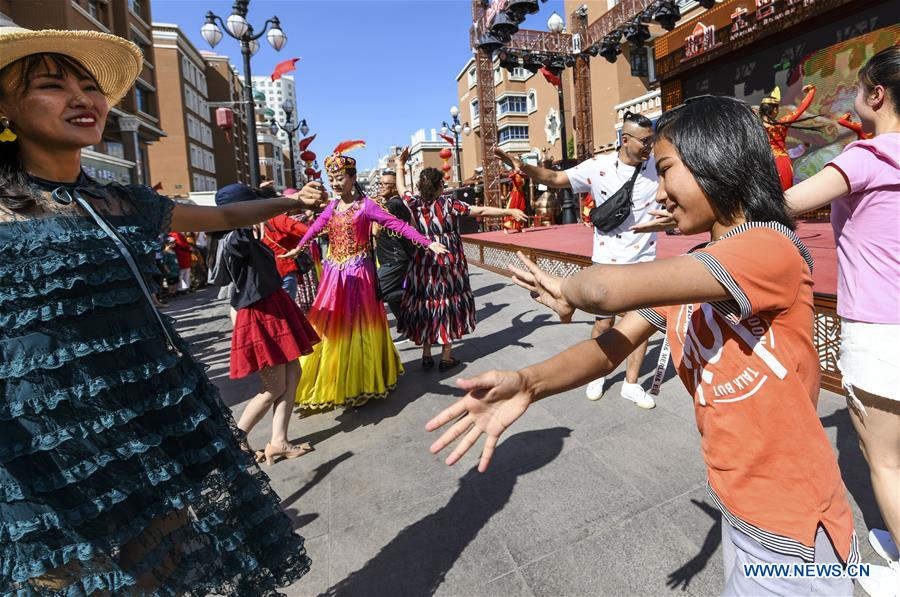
[586,377,606,401]
[857,560,899,597]
[620,382,656,409]
[870,529,900,562]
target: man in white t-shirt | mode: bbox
[496,112,659,408]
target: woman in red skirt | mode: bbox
[215,183,320,465]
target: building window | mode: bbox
[498,125,529,143]
[190,143,203,169]
[510,67,529,80]
[498,95,528,115]
[131,33,148,54]
[135,86,153,115]
[493,64,502,85]
[87,0,99,18]
[128,0,142,16]
[630,47,649,78]
[104,140,125,159]
[470,99,480,121]
[527,90,538,113]
[467,66,477,88]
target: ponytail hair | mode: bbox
[858,45,900,117]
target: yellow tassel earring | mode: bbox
[0,117,17,142]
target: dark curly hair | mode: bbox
[418,167,445,201]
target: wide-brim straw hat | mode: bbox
[0,27,142,106]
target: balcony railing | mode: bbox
[614,88,662,122]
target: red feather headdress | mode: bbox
[325,139,366,174]
[332,140,366,155]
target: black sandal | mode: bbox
[421,356,434,370]
[438,357,461,372]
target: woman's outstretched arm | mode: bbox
[426,312,656,472]
[509,251,731,321]
[171,182,328,232]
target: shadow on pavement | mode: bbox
[471,283,507,299]
[475,301,509,324]
[320,428,571,597]
[667,499,722,592]
[820,408,885,533]
[280,451,354,531]
[280,451,354,511]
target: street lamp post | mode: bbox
[202,0,287,188]
[441,105,471,186]
[547,11,578,225]
[270,101,305,189]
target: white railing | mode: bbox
[614,88,662,120]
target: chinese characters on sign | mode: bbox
[684,22,718,59]
[681,0,820,63]
[731,7,755,40]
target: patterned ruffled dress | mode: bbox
[1,174,309,595]
[399,194,477,345]
[294,197,431,411]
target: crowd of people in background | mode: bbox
[0,20,897,597]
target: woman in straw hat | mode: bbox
[0,26,328,594]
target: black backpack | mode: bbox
[589,164,642,234]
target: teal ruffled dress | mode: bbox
[1,174,309,595]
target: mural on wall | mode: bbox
[683,0,897,184]
[789,26,897,182]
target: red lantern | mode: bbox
[439,147,452,160]
[305,167,316,177]
[300,150,316,163]
[215,107,234,130]
[441,163,452,172]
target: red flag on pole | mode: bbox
[540,67,561,88]
[298,134,317,151]
[438,133,456,146]
[271,58,300,81]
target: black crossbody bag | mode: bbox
[589,163,642,234]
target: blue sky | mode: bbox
[150,0,565,171]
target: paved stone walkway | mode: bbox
[167,269,880,596]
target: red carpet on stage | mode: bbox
[464,221,837,295]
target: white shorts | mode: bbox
[838,318,900,402]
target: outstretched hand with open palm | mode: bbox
[426,371,533,473]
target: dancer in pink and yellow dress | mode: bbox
[284,142,447,412]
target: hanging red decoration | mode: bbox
[439,148,452,159]
[300,150,316,163]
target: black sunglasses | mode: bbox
[622,132,655,149]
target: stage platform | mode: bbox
[461,221,843,393]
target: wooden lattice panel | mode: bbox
[813,295,843,394]
[463,241,482,265]
[536,256,585,279]
[482,245,524,273]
